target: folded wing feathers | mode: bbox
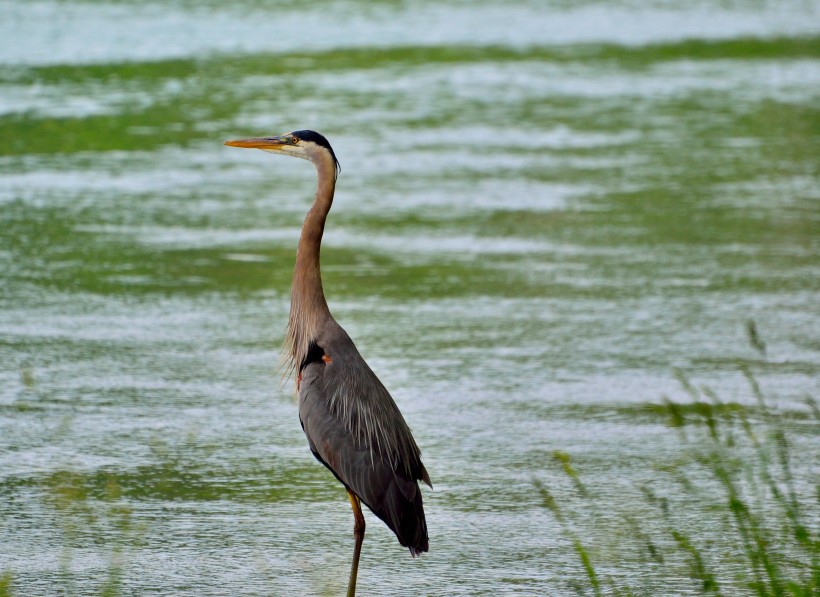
[327,363,424,483]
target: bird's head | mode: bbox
[224,129,340,178]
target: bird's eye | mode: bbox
[290,137,299,144]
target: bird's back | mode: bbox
[297,319,430,554]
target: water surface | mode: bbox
[1,1,818,595]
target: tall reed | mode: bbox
[537,322,818,595]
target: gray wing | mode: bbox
[297,327,429,554]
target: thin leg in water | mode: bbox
[346,489,366,597]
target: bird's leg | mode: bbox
[346,489,366,597]
[347,489,365,535]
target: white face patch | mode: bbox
[261,143,311,162]
[256,135,338,177]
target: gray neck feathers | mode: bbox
[285,151,337,375]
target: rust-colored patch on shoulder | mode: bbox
[322,440,339,469]
[322,354,333,364]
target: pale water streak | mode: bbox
[4,1,819,66]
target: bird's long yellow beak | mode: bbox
[224,136,287,149]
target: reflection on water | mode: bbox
[1,0,818,594]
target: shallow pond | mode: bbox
[1,1,818,595]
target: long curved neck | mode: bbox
[286,154,337,372]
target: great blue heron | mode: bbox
[224,130,431,596]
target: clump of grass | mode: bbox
[537,322,818,595]
[535,456,599,596]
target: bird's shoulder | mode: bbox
[308,320,385,391]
